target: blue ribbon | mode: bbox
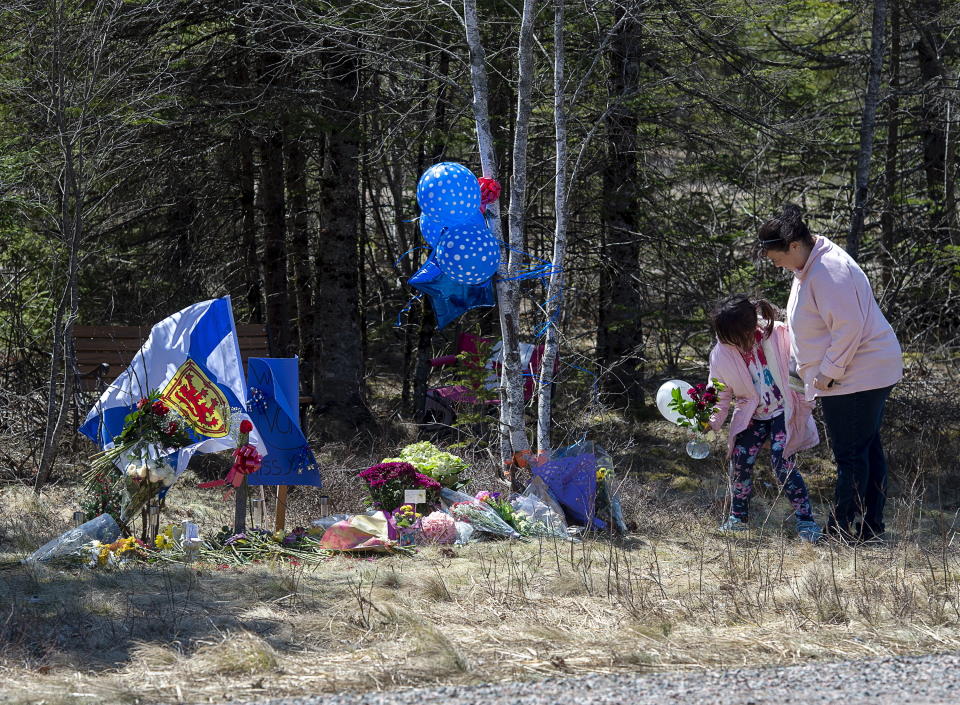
[394,293,424,327]
[393,246,429,270]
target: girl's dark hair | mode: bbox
[756,203,815,253]
[711,294,778,351]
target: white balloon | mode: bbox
[655,379,694,425]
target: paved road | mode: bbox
[230,652,960,705]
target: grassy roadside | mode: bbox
[2,467,960,705]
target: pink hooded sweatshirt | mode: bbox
[786,236,902,401]
[708,322,819,459]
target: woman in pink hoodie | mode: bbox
[758,204,902,543]
[708,294,821,542]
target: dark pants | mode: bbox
[729,413,814,523]
[820,385,893,537]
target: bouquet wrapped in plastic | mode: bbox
[440,488,520,539]
[510,476,568,539]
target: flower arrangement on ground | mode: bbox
[393,503,422,546]
[449,499,519,538]
[393,504,422,529]
[357,461,441,512]
[210,525,330,566]
[381,441,468,490]
[419,511,456,544]
[82,536,149,569]
[475,490,525,534]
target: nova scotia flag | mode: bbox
[79,296,265,474]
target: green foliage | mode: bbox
[80,471,123,522]
[382,441,468,491]
[449,337,499,447]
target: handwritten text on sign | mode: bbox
[404,489,427,504]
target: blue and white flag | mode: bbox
[79,296,265,474]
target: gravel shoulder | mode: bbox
[231,652,960,705]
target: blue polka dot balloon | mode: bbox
[416,162,481,227]
[435,219,501,285]
[420,209,485,247]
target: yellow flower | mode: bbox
[272,530,287,543]
[596,466,610,481]
[154,534,173,550]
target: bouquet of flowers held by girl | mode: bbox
[668,380,725,434]
[658,379,725,459]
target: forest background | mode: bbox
[0,0,958,497]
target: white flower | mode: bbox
[125,463,140,478]
[706,431,717,442]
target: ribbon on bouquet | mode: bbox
[197,420,262,499]
[197,444,262,500]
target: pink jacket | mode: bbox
[786,237,902,400]
[708,322,819,459]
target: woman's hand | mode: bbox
[813,375,834,391]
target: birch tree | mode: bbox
[463,0,535,478]
[537,0,568,455]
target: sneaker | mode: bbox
[796,519,823,544]
[718,515,749,533]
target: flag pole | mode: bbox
[234,476,247,534]
[275,485,288,530]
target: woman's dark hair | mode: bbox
[756,203,815,253]
[710,294,778,351]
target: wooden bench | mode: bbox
[73,324,271,393]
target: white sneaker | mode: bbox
[796,519,823,543]
[718,515,749,532]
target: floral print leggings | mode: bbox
[730,413,814,523]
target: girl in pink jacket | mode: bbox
[708,294,822,541]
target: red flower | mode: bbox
[239,419,253,434]
[151,400,168,416]
[164,421,178,435]
[137,398,149,410]
[687,388,696,397]
[706,386,716,395]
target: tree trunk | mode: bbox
[500,0,536,462]
[312,52,373,435]
[598,5,645,412]
[285,126,313,375]
[464,0,521,471]
[258,129,291,357]
[847,0,888,260]
[881,0,900,290]
[537,0,568,455]
[413,49,450,422]
[913,0,955,240]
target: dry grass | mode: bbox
[2,417,960,705]
[1,480,960,705]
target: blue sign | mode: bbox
[246,357,321,487]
